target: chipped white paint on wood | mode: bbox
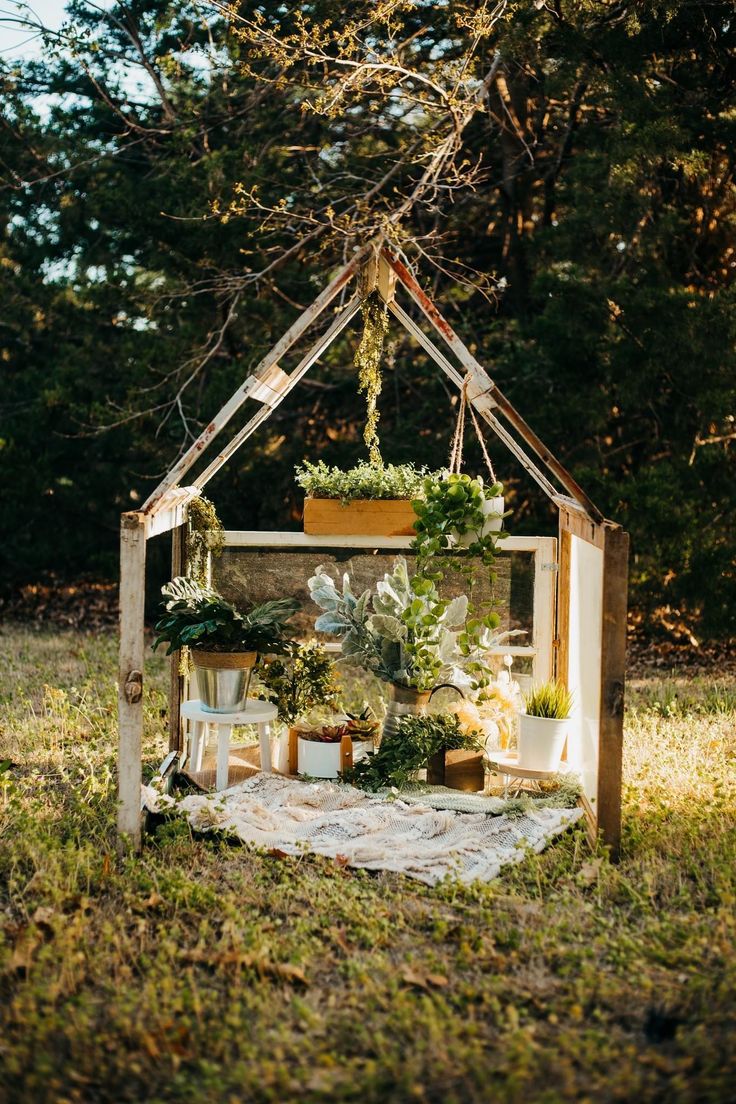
[118,512,147,847]
[220,530,548,553]
[532,537,558,683]
[141,245,370,513]
[193,294,362,490]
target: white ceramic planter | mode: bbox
[517,713,568,772]
[454,495,505,547]
[297,736,369,779]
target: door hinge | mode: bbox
[541,562,558,572]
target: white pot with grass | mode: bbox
[517,682,573,772]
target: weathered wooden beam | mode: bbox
[383,248,605,524]
[141,246,369,514]
[597,525,629,859]
[168,521,187,755]
[118,511,147,848]
[193,294,362,490]
[387,300,560,502]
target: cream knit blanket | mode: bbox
[143,774,583,886]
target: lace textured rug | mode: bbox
[143,774,583,886]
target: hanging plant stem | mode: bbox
[354,290,389,466]
[187,495,224,586]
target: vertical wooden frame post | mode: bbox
[168,521,187,755]
[118,512,147,847]
[597,525,629,858]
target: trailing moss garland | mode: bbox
[187,495,224,586]
[354,290,389,466]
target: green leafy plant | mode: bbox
[152,577,299,656]
[354,289,389,465]
[524,681,574,719]
[186,496,224,586]
[259,641,338,726]
[295,460,430,503]
[412,472,505,579]
[308,557,509,692]
[350,713,481,791]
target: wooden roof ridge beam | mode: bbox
[140,244,371,515]
[381,247,605,525]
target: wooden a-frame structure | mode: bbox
[119,242,629,855]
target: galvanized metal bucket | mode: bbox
[192,651,257,713]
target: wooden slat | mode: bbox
[383,248,605,523]
[140,247,369,514]
[556,526,572,687]
[220,530,550,553]
[303,498,417,536]
[532,537,557,682]
[387,300,561,502]
[118,512,147,848]
[558,504,606,550]
[597,525,629,859]
[168,521,187,754]
[193,295,361,490]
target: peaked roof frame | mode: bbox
[139,241,606,535]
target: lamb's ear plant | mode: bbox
[524,681,574,719]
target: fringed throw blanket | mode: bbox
[143,774,583,886]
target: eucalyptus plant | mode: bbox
[411,472,505,578]
[308,556,507,692]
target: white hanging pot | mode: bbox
[453,495,505,547]
[517,713,568,772]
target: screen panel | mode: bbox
[213,545,535,646]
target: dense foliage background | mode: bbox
[1,0,734,635]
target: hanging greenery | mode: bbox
[354,290,389,466]
[186,495,224,587]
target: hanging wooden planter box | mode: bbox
[303,497,417,537]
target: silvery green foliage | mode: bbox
[308,557,504,692]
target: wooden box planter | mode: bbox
[303,497,417,537]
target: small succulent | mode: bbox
[299,723,350,744]
[345,706,379,741]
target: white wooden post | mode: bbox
[118,511,147,847]
[532,537,558,683]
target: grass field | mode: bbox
[1,624,735,1104]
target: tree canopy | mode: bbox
[1,0,734,635]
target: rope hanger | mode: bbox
[448,377,498,484]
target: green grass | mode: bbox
[1,625,735,1104]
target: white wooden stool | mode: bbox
[181,699,278,792]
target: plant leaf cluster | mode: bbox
[295,460,431,503]
[258,641,338,726]
[354,290,389,466]
[308,556,506,692]
[524,681,574,720]
[349,712,481,791]
[153,577,299,656]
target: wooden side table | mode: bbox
[181,699,278,792]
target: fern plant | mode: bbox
[153,577,299,656]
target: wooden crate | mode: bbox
[303,498,417,537]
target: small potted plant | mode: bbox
[350,712,482,791]
[153,577,299,713]
[517,681,574,772]
[295,460,430,537]
[258,641,339,772]
[295,712,376,779]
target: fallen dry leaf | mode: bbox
[400,966,449,991]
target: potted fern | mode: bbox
[517,682,574,772]
[296,460,430,537]
[153,578,299,713]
